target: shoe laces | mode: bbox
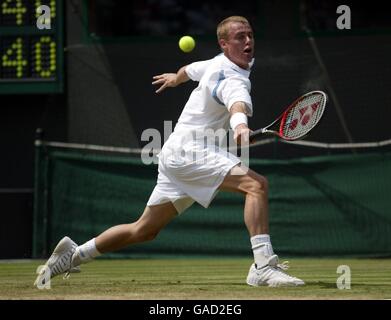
[268,259,300,282]
[276,261,290,271]
[264,255,298,280]
[267,254,290,271]
[254,255,302,284]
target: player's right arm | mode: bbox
[152,66,190,94]
[230,101,252,145]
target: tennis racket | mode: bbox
[250,90,327,142]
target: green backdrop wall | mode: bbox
[33,144,391,258]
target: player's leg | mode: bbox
[35,202,177,288]
[219,165,269,237]
[71,201,178,266]
[97,202,177,253]
[219,164,304,287]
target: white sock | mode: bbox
[250,234,275,268]
[72,238,101,267]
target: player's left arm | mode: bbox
[152,66,190,94]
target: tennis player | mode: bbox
[35,16,304,288]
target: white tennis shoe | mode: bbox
[246,255,305,287]
[34,236,80,288]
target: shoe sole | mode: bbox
[247,279,305,287]
[247,271,305,287]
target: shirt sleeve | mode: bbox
[185,58,214,82]
[216,76,253,116]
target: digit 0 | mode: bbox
[34,36,56,78]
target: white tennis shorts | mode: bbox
[147,132,240,214]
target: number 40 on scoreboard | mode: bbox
[0,0,63,94]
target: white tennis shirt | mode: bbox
[174,53,253,134]
[148,54,255,213]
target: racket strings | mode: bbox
[281,94,325,140]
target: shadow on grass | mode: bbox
[310,281,337,289]
[306,281,391,289]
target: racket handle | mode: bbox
[249,128,265,142]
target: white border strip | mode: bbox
[35,140,157,154]
[36,138,391,155]
[281,139,391,149]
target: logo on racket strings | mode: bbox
[289,102,320,130]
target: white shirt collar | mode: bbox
[220,54,254,78]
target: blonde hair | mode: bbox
[217,16,251,41]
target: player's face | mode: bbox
[220,22,254,69]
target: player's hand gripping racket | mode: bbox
[250,90,327,142]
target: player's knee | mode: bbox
[247,175,268,197]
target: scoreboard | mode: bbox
[0,0,63,94]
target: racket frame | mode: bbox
[250,90,327,142]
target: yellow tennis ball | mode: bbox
[179,36,195,53]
